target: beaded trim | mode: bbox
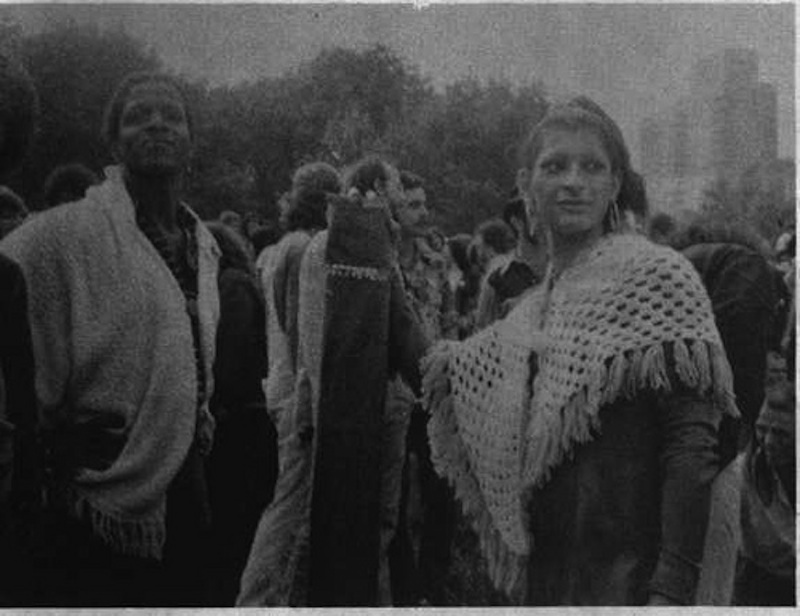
[327,263,389,282]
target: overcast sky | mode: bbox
[2,3,795,162]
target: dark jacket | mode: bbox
[527,390,722,606]
[682,242,777,453]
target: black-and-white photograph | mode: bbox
[0,2,794,609]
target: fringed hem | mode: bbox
[524,338,739,490]
[70,490,166,560]
[422,343,528,603]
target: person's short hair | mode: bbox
[292,162,341,197]
[0,54,38,177]
[648,212,677,241]
[43,163,99,208]
[206,221,254,276]
[102,72,193,146]
[343,155,392,195]
[400,170,424,191]
[475,218,515,255]
[0,185,27,219]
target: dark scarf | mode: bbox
[307,199,395,606]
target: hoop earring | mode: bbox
[608,199,621,233]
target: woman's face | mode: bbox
[524,127,620,243]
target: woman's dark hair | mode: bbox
[518,96,648,228]
[102,72,193,146]
[0,54,38,178]
[43,163,100,208]
[207,221,255,276]
[344,155,392,195]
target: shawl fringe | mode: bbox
[71,490,165,560]
[422,342,528,603]
[423,337,737,601]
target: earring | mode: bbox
[608,199,621,233]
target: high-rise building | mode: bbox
[640,49,779,212]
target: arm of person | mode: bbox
[388,267,431,398]
[648,392,723,605]
[474,270,499,332]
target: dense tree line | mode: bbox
[1,21,548,233]
[2,20,792,241]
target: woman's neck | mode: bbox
[125,171,183,232]
[550,227,603,275]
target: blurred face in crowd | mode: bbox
[521,127,620,245]
[756,397,795,469]
[395,186,429,236]
[114,81,191,177]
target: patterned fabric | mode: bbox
[401,237,453,342]
[136,206,206,409]
[422,232,738,598]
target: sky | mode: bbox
[1,3,795,162]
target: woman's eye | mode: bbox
[539,160,563,174]
[583,160,607,173]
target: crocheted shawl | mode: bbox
[422,232,738,601]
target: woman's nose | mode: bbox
[561,164,584,188]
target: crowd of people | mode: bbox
[0,55,795,608]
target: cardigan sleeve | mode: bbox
[0,218,73,421]
[648,392,722,605]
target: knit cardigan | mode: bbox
[0,165,220,560]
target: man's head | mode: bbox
[0,54,37,179]
[103,72,192,178]
[756,382,795,470]
[471,218,515,272]
[43,163,99,208]
[396,170,429,236]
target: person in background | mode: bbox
[0,186,28,239]
[670,220,778,456]
[205,221,277,606]
[470,217,515,281]
[0,53,39,606]
[735,382,795,606]
[42,163,100,209]
[236,161,340,607]
[423,96,734,606]
[475,195,546,330]
[387,171,455,606]
[252,222,284,279]
[0,71,220,607]
[219,209,244,236]
[446,233,480,339]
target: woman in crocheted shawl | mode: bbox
[422,97,738,606]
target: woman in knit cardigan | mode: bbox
[422,97,737,605]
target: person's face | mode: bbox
[756,406,795,469]
[470,236,494,272]
[395,187,429,235]
[522,127,620,243]
[114,81,191,177]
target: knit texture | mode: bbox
[0,166,220,560]
[422,233,738,601]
